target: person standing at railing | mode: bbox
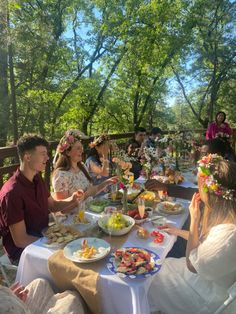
[0,135,85,263]
[206,111,233,141]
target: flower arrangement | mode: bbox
[198,154,235,200]
[112,150,134,188]
[89,134,109,148]
[57,129,87,153]
[140,146,160,178]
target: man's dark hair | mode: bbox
[134,127,146,134]
[17,134,49,160]
[151,127,163,135]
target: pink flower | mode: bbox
[119,182,125,190]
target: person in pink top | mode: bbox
[206,111,233,140]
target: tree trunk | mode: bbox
[7,9,18,144]
[0,0,9,146]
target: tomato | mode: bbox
[153,237,164,243]
[128,209,138,217]
[150,230,164,244]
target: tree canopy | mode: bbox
[0,0,235,145]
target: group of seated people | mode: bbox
[0,124,235,313]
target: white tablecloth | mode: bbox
[16,199,190,314]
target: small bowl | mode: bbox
[152,217,167,227]
[145,207,153,217]
[104,206,117,214]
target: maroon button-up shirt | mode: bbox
[0,169,50,262]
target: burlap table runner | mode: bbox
[48,228,136,314]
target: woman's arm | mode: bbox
[48,190,84,214]
[161,224,189,240]
[89,159,109,177]
[186,193,201,273]
[84,177,118,198]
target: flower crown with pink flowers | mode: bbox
[57,130,86,153]
[198,154,236,200]
[89,134,109,148]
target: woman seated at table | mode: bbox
[52,130,116,201]
[85,134,111,185]
[0,278,86,314]
[148,154,236,314]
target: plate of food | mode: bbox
[63,237,111,263]
[41,224,82,248]
[156,201,184,215]
[139,191,157,201]
[107,247,161,278]
[88,199,110,213]
[98,213,135,236]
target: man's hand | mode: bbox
[145,179,167,192]
[10,282,28,302]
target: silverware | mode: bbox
[146,215,164,223]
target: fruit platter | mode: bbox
[98,212,135,236]
[107,247,161,278]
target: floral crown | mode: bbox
[57,129,87,153]
[198,154,236,200]
[89,134,109,148]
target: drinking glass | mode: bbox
[78,201,86,222]
[138,198,145,219]
[110,184,118,201]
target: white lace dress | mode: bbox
[52,169,91,195]
[148,224,236,314]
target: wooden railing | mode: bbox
[1,129,236,189]
[0,132,134,188]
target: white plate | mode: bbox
[156,201,184,215]
[98,214,135,236]
[63,237,110,263]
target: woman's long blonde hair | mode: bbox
[200,159,236,237]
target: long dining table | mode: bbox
[16,195,190,314]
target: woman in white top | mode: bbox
[52,130,116,200]
[148,154,236,314]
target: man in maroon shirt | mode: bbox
[0,135,84,262]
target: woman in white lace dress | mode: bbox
[52,130,116,201]
[148,154,236,314]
